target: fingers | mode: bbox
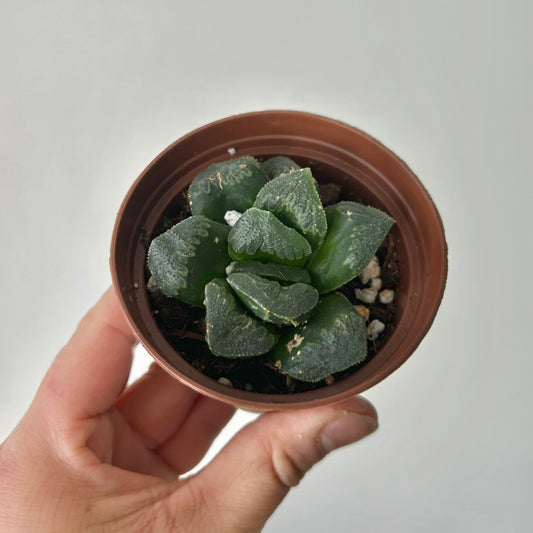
[35,287,137,423]
[156,395,235,474]
[105,409,179,481]
[182,397,378,533]
[115,364,234,475]
[114,363,199,449]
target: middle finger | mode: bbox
[114,363,198,449]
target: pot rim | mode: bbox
[111,110,448,410]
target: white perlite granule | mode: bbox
[218,377,233,387]
[367,319,385,340]
[224,210,242,227]
[355,288,378,304]
[227,147,236,155]
[360,256,381,284]
[354,305,370,322]
[146,276,159,293]
[225,262,237,276]
[379,289,395,304]
[370,277,383,291]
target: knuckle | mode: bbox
[272,446,307,487]
[257,427,323,489]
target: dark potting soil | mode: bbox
[146,177,400,394]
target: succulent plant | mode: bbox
[147,155,394,382]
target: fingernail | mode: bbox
[320,413,378,453]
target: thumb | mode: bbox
[185,396,378,533]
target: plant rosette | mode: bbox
[146,156,394,383]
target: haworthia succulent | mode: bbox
[228,207,312,266]
[188,156,267,223]
[307,201,394,293]
[147,153,396,383]
[147,216,230,307]
[261,156,301,180]
[227,272,319,326]
[205,278,277,358]
[268,293,367,382]
[228,260,311,284]
[254,168,327,250]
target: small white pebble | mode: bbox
[218,377,233,387]
[146,276,159,293]
[225,261,237,276]
[360,256,381,284]
[227,147,236,155]
[355,305,370,322]
[379,289,395,304]
[224,210,242,227]
[370,277,382,291]
[355,288,378,304]
[367,319,385,341]
[133,282,139,289]
[324,375,334,385]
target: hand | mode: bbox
[0,288,378,532]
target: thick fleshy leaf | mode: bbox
[229,260,311,284]
[205,279,277,358]
[268,293,367,382]
[188,156,267,223]
[147,216,230,307]
[227,272,319,326]
[307,201,394,293]
[261,156,301,180]
[228,207,312,266]
[254,168,327,250]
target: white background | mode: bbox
[1,1,531,531]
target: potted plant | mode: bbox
[111,110,447,410]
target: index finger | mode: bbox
[35,287,137,422]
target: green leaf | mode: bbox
[229,260,311,284]
[205,279,277,358]
[254,168,327,250]
[227,272,319,326]
[228,207,312,266]
[307,201,394,293]
[261,156,301,180]
[188,156,267,223]
[268,293,367,382]
[147,216,230,307]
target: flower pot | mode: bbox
[111,110,447,410]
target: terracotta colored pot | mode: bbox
[111,110,447,410]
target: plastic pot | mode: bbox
[111,110,447,410]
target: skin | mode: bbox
[0,288,378,532]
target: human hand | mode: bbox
[0,288,378,532]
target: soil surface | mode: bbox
[146,174,400,394]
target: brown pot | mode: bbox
[111,110,447,410]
